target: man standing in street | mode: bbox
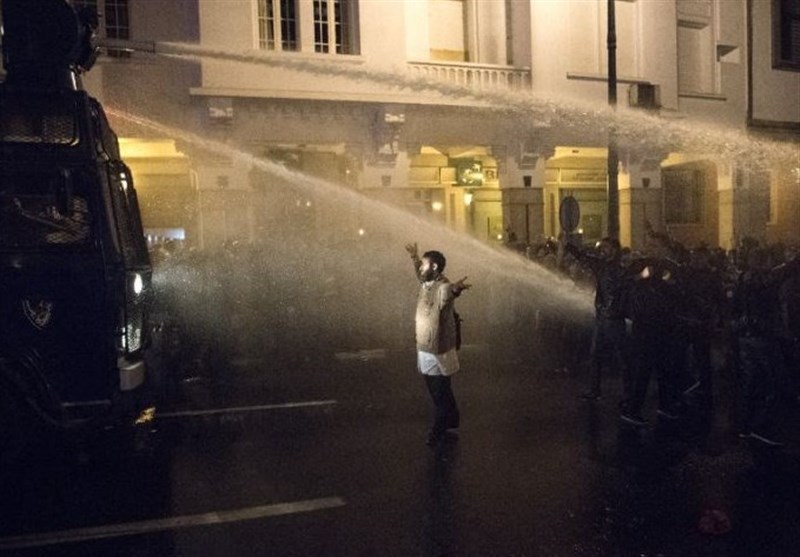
[563,236,631,403]
[406,243,471,446]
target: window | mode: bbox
[663,168,704,225]
[428,0,467,62]
[676,0,717,94]
[104,0,129,41]
[104,0,130,57]
[774,0,800,70]
[257,0,299,51]
[747,170,773,224]
[74,0,130,58]
[314,0,359,54]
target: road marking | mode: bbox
[334,348,387,361]
[157,399,337,419]
[0,497,346,550]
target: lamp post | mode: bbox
[607,0,620,241]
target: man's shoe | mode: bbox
[620,413,648,427]
[579,391,601,401]
[749,432,785,447]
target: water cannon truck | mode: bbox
[0,0,154,459]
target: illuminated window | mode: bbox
[257,0,299,51]
[774,0,800,70]
[314,0,359,54]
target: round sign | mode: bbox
[559,196,580,233]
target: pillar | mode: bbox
[717,162,769,251]
[498,143,549,244]
[619,154,665,250]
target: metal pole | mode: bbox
[607,0,620,241]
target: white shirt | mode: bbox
[417,348,460,376]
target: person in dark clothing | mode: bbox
[565,237,632,402]
[681,247,724,406]
[732,249,800,446]
[620,258,683,426]
[779,255,800,401]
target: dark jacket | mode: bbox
[626,260,682,337]
[567,244,629,320]
[734,260,800,339]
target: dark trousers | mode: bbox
[688,330,714,400]
[628,330,680,416]
[734,336,782,436]
[424,375,460,435]
[780,337,799,399]
[589,316,629,396]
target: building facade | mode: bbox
[7,0,795,251]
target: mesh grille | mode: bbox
[126,309,143,352]
[0,96,79,145]
[126,280,147,353]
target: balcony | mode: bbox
[407,61,531,90]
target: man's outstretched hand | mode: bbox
[405,242,418,258]
[453,276,472,295]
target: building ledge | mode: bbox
[566,72,651,85]
[189,86,497,108]
[679,91,727,101]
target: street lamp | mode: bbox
[607,0,620,241]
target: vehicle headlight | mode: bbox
[132,273,144,296]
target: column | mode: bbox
[498,143,549,245]
[619,153,665,250]
[717,162,769,251]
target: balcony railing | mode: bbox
[407,61,531,90]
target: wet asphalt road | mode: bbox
[1,337,800,557]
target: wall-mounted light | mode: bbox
[431,201,443,212]
[358,228,366,236]
[463,191,474,206]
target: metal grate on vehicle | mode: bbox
[0,96,79,145]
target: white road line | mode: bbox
[157,399,338,418]
[0,497,346,550]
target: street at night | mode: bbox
[2,0,800,556]
[2,332,800,557]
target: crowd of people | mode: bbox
[522,226,800,447]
